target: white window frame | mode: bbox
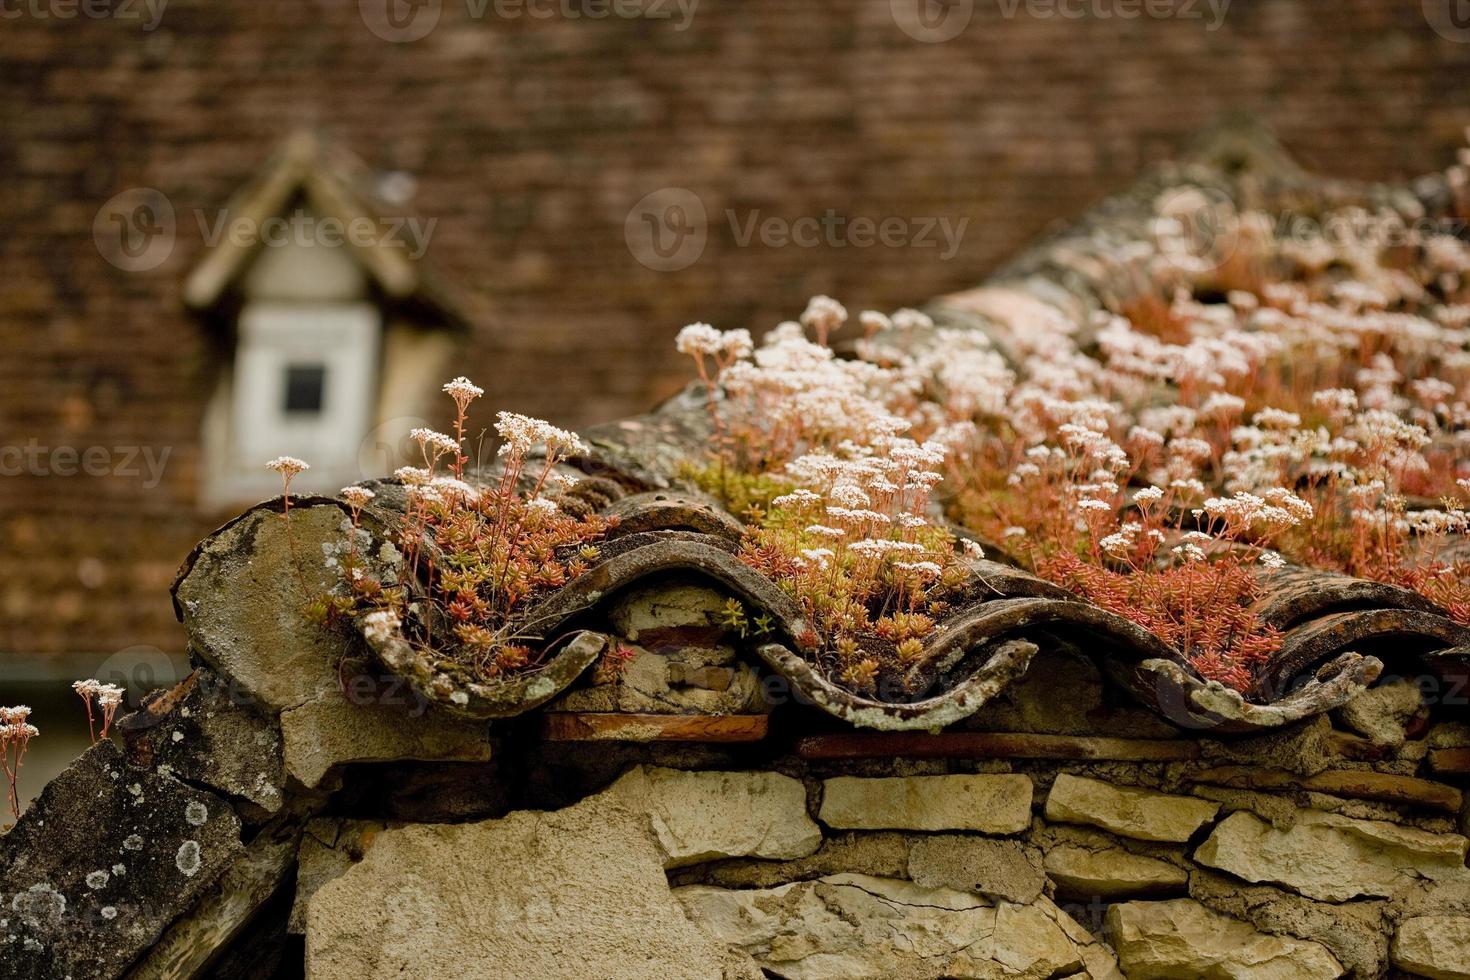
[208,301,380,504]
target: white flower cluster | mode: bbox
[340,486,376,508]
[362,608,402,646]
[1200,488,1314,536]
[800,295,848,341]
[494,412,587,459]
[769,428,952,580]
[72,678,125,708]
[265,456,309,477]
[442,376,484,403]
[675,322,753,360]
[0,704,37,741]
[411,428,461,457]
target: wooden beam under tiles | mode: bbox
[541,712,770,743]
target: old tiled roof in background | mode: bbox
[168,123,1470,742]
[4,0,1470,656]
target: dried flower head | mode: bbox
[340,486,376,508]
[442,376,485,410]
[799,295,848,344]
[265,456,309,478]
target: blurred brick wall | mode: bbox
[1,0,1468,656]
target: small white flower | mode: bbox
[340,486,376,508]
[891,308,933,332]
[411,428,461,456]
[1172,543,1207,563]
[363,609,402,645]
[800,295,848,339]
[674,322,724,356]
[442,376,484,403]
[265,456,309,477]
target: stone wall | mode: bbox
[294,734,1470,979]
[5,587,1470,978]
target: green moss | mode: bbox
[679,461,795,522]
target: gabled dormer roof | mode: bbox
[182,131,468,329]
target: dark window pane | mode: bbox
[283,364,327,415]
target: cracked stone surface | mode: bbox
[1194,809,1470,902]
[288,818,392,934]
[1332,679,1423,748]
[119,667,285,814]
[676,872,1105,980]
[1186,868,1391,979]
[818,774,1033,833]
[1391,915,1470,979]
[305,776,758,979]
[1043,844,1188,899]
[0,741,242,980]
[606,582,740,646]
[906,835,1047,904]
[174,503,355,713]
[668,832,912,889]
[551,642,767,715]
[613,766,822,868]
[280,692,491,789]
[1106,898,1344,979]
[1044,773,1219,842]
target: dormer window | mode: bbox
[231,299,380,482]
[184,133,466,510]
